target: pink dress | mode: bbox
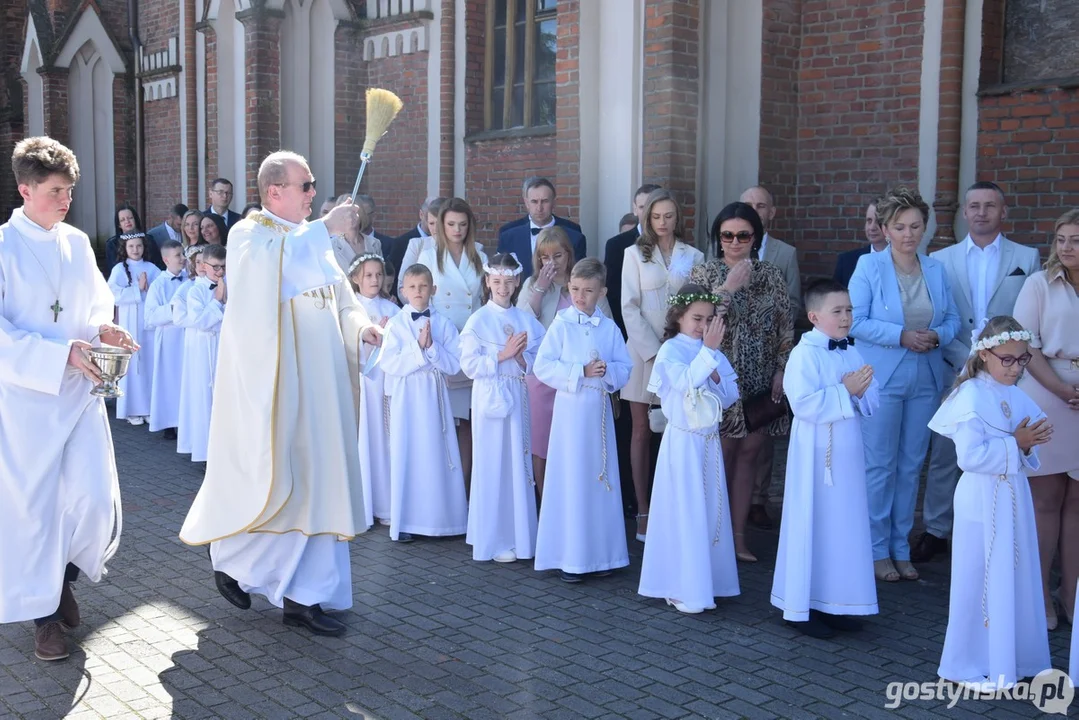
[527,293,572,458]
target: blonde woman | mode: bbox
[621,190,704,542]
[180,209,204,248]
[517,226,612,493]
[1014,209,1079,629]
[416,197,488,491]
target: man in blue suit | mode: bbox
[497,177,585,279]
[833,197,888,288]
[205,178,243,239]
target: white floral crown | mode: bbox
[483,252,523,276]
[969,319,1032,356]
[348,252,384,275]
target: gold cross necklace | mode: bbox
[13,227,64,321]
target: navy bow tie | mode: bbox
[171,275,183,281]
[411,309,431,321]
[828,337,855,351]
[209,283,218,290]
[530,227,542,236]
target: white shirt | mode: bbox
[964,233,1002,324]
[165,224,179,242]
[760,232,771,261]
[529,218,555,254]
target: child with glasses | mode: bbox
[929,315,1053,691]
[183,243,226,463]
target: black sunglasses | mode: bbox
[276,179,317,193]
[719,231,755,244]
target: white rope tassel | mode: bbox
[515,375,535,487]
[824,422,834,487]
[981,448,1019,629]
[431,369,455,472]
[584,384,612,490]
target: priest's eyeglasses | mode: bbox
[275,179,318,193]
[719,231,755,244]
[986,348,1032,367]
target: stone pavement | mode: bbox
[0,415,1074,720]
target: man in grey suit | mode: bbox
[911,181,1042,562]
[740,186,802,528]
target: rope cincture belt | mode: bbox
[982,444,1019,629]
[417,366,456,472]
[582,382,612,491]
[671,423,725,546]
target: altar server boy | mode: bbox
[380,264,468,543]
[771,279,879,639]
[533,258,633,583]
[145,240,186,439]
[184,243,226,463]
[174,245,203,454]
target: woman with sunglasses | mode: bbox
[688,201,793,562]
[849,186,960,583]
[621,189,704,543]
[1014,208,1079,629]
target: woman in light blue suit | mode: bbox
[849,186,960,583]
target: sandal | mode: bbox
[733,533,757,563]
[635,513,648,543]
[874,558,900,583]
[894,560,919,581]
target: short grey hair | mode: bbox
[521,176,556,198]
[420,196,438,215]
[257,151,308,199]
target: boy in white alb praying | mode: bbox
[174,245,203,454]
[770,279,879,639]
[144,240,187,440]
[107,232,160,424]
[533,258,632,583]
[930,316,1052,690]
[348,253,399,526]
[380,263,467,543]
[638,285,740,613]
[184,243,226,463]
[461,253,545,563]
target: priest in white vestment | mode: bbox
[180,151,377,637]
[0,137,132,661]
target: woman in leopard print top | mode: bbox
[689,202,793,562]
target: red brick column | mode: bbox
[334,19,366,195]
[554,0,580,224]
[931,0,967,248]
[642,0,700,235]
[758,0,800,239]
[237,6,283,205]
[198,23,218,196]
[439,0,455,197]
[183,0,199,208]
[112,74,136,207]
[40,69,70,146]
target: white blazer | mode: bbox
[417,246,488,331]
[621,240,703,362]
[517,277,612,328]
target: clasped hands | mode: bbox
[497,332,529,368]
[842,364,874,398]
[1014,417,1053,453]
[900,329,939,353]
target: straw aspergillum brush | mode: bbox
[349,88,404,201]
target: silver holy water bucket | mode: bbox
[88,345,134,398]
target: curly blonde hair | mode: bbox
[875,185,930,229]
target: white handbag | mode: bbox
[647,405,668,433]
[479,377,515,418]
[683,387,721,430]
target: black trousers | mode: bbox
[33,563,79,626]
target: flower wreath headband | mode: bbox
[968,318,1032,357]
[348,252,385,275]
[120,232,146,241]
[483,252,524,277]
[668,291,729,309]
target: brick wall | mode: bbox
[553,0,580,224]
[112,74,137,219]
[333,20,367,203]
[358,16,429,237]
[758,0,801,236]
[465,136,558,241]
[138,0,182,226]
[0,3,26,214]
[642,0,701,237]
[771,0,926,278]
[201,24,218,205]
[977,86,1079,248]
[240,7,283,205]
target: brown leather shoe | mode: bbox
[748,504,774,529]
[59,582,80,628]
[34,621,69,661]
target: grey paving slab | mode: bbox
[0,414,1074,719]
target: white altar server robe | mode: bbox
[929,374,1050,689]
[144,269,186,431]
[461,301,546,561]
[771,329,879,621]
[172,279,197,453]
[356,293,399,524]
[0,208,121,622]
[381,306,468,540]
[107,259,160,419]
[184,277,224,462]
[639,334,740,608]
[533,306,632,574]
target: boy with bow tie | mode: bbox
[771,279,880,639]
[532,259,633,583]
[183,243,226,463]
[145,240,187,440]
[379,264,467,543]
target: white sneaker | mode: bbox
[493,550,517,563]
[127,417,145,426]
[666,598,704,614]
